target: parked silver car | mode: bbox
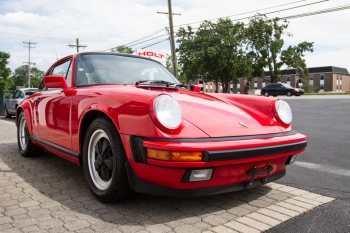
[4,88,38,118]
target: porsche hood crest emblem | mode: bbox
[239,122,248,128]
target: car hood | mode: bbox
[169,91,284,137]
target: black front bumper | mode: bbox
[125,161,286,198]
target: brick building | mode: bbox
[187,66,350,94]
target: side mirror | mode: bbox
[190,85,201,93]
[44,75,67,88]
[44,75,76,96]
[5,96,10,100]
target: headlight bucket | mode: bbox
[273,99,293,125]
[150,94,183,133]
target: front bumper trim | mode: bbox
[203,141,307,162]
[125,161,286,198]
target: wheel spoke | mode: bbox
[104,157,113,170]
[100,166,110,180]
[95,140,103,157]
[94,160,101,171]
[101,139,110,156]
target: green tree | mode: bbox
[111,45,134,54]
[166,54,186,83]
[0,51,11,80]
[11,65,44,87]
[176,18,253,93]
[0,78,14,91]
[247,14,314,83]
[166,54,173,75]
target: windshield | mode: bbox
[75,54,179,86]
[281,83,294,88]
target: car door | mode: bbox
[8,90,21,114]
[265,84,275,95]
[277,84,285,95]
[35,59,73,150]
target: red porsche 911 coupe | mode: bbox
[16,52,306,202]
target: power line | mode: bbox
[127,34,168,47]
[174,0,308,28]
[140,38,169,49]
[175,0,328,28]
[124,29,166,46]
[282,4,350,19]
[99,28,165,51]
[113,0,322,48]
[175,3,350,35]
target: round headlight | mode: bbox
[274,100,292,125]
[154,95,182,129]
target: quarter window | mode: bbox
[51,60,72,88]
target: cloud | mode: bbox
[0,0,349,74]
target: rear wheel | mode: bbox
[17,111,44,157]
[4,105,12,118]
[83,118,131,203]
[287,91,292,97]
[264,92,269,97]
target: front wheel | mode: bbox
[17,111,44,157]
[4,105,12,118]
[83,118,132,203]
[264,92,269,97]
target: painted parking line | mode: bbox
[294,161,350,177]
[0,119,334,232]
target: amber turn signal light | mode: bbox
[147,148,202,162]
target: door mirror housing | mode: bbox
[5,95,10,100]
[190,85,201,93]
[44,75,76,96]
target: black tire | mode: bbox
[83,118,132,203]
[4,105,12,118]
[264,92,269,97]
[287,91,292,97]
[17,111,44,157]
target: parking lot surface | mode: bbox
[0,118,334,233]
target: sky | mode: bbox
[0,0,349,74]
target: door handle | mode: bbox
[34,98,41,103]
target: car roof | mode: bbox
[18,88,38,92]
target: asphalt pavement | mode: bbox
[267,96,350,233]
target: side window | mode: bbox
[13,91,21,98]
[51,60,72,88]
[18,91,24,98]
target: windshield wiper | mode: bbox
[135,80,188,89]
[135,80,174,86]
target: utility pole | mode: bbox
[68,38,87,52]
[157,0,180,78]
[23,42,36,88]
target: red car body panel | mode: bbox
[17,52,307,198]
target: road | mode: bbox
[268,95,350,233]
[0,95,347,232]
